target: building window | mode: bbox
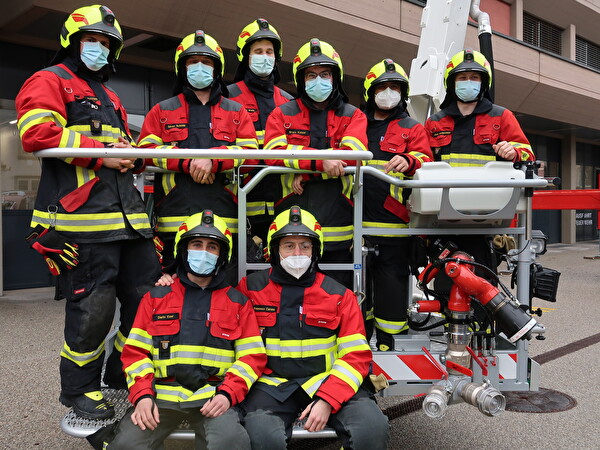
[576,36,600,71]
[523,12,562,55]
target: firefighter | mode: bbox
[105,211,266,449]
[424,49,535,291]
[361,59,433,351]
[138,30,258,283]
[237,206,389,449]
[15,5,161,419]
[228,18,293,246]
[264,38,368,288]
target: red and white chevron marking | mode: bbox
[372,354,445,381]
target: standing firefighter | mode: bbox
[424,49,534,290]
[362,59,433,351]
[264,39,368,288]
[138,30,258,282]
[228,19,293,245]
[15,5,161,419]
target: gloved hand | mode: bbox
[153,235,164,265]
[493,234,517,253]
[25,225,79,276]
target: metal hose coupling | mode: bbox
[456,379,506,416]
[422,383,451,419]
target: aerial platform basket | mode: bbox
[408,161,527,228]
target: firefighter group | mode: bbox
[15,4,534,449]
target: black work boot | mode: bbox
[376,329,395,352]
[60,390,115,420]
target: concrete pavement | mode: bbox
[1,241,599,449]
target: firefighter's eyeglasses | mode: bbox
[304,71,333,80]
[279,241,313,253]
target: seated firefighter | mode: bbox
[91,211,267,450]
[236,206,390,449]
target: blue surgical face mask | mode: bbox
[80,41,110,72]
[249,54,275,77]
[305,77,333,103]
[455,80,481,102]
[187,62,214,90]
[187,249,219,275]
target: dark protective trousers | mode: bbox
[59,237,161,395]
[109,405,250,450]
[242,387,389,450]
[365,237,412,336]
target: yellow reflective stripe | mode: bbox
[340,174,353,197]
[31,210,150,232]
[362,221,408,237]
[411,151,431,163]
[322,225,353,243]
[265,135,287,149]
[113,330,127,353]
[257,374,288,386]
[155,383,215,403]
[18,108,66,138]
[153,343,235,369]
[60,340,105,367]
[336,333,370,358]
[69,123,123,140]
[125,327,153,352]
[256,130,265,146]
[441,153,495,167]
[228,360,260,389]
[138,134,165,147]
[284,158,302,169]
[340,136,367,151]
[286,145,305,151]
[161,173,176,197]
[375,318,408,334]
[329,359,363,392]
[235,137,259,148]
[264,336,337,358]
[266,202,274,215]
[246,201,267,217]
[124,358,155,388]
[58,128,82,149]
[157,216,238,234]
[365,306,374,321]
[75,166,96,188]
[301,373,328,397]
[235,336,266,359]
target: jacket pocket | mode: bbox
[209,304,242,340]
[474,120,500,145]
[380,131,408,154]
[212,121,236,144]
[162,125,188,146]
[428,126,453,147]
[303,301,341,330]
[253,304,278,327]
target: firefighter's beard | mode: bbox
[279,254,312,279]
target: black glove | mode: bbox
[25,225,79,276]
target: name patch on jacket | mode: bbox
[431,130,452,138]
[153,313,180,321]
[165,123,188,130]
[286,129,310,136]
[253,305,277,313]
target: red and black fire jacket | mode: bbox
[237,269,372,413]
